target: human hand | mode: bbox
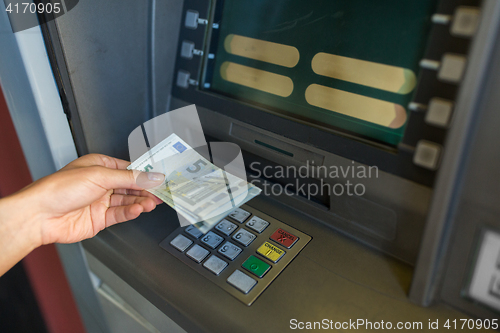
[12,154,165,245]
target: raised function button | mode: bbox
[170,234,192,252]
[176,70,190,88]
[451,6,480,38]
[184,10,199,29]
[257,242,285,263]
[246,216,269,233]
[227,270,257,294]
[180,40,203,59]
[438,54,466,84]
[425,98,453,128]
[270,228,299,249]
[413,140,442,170]
[180,41,195,59]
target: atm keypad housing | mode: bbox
[160,205,311,305]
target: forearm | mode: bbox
[0,191,42,276]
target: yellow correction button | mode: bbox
[257,242,285,263]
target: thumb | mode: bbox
[90,166,165,190]
[134,170,166,189]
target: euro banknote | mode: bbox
[128,133,261,233]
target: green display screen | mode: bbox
[204,0,438,146]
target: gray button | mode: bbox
[413,140,441,170]
[229,208,251,223]
[246,216,269,233]
[180,41,195,59]
[170,234,192,252]
[218,241,242,260]
[186,244,209,263]
[438,54,466,83]
[185,10,199,29]
[451,6,480,38]
[232,229,256,247]
[200,231,224,249]
[215,219,238,236]
[425,98,453,128]
[227,270,257,294]
[176,70,190,88]
[185,225,203,239]
[203,255,228,275]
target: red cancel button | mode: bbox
[270,228,299,248]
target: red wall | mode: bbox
[0,85,86,333]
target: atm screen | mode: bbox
[203,0,438,146]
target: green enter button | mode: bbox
[242,255,271,278]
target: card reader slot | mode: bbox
[230,123,324,165]
[242,151,331,210]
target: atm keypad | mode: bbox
[160,205,311,305]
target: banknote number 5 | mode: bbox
[186,159,207,173]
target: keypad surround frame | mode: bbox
[160,205,311,305]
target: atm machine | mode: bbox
[1,0,500,332]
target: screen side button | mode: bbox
[270,228,299,248]
[185,10,199,29]
[176,70,190,88]
[180,41,195,59]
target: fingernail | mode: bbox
[147,172,165,182]
[136,172,165,189]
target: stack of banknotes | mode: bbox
[128,133,261,233]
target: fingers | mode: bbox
[135,171,166,189]
[103,194,159,228]
[113,189,163,204]
[105,204,144,227]
[110,194,156,211]
[113,188,143,196]
[64,154,131,170]
[88,166,165,191]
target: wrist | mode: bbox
[0,191,43,250]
